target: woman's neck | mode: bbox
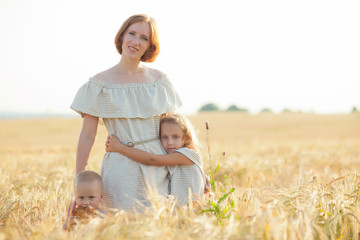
[117,57,144,74]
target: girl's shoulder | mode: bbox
[177,147,201,155]
[175,148,202,165]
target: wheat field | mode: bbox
[0,112,360,239]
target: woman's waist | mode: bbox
[103,153,169,172]
[106,139,166,154]
[120,136,160,148]
[107,129,158,142]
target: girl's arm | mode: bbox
[105,134,193,166]
[76,114,99,174]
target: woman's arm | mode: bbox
[76,114,99,174]
[105,134,193,166]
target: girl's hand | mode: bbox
[105,134,123,152]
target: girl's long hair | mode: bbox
[160,112,200,153]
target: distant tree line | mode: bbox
[198,103,360,114]
[198,103,249,113]
[198,103,278,113]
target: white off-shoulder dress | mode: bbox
[70,75,182,212]
[169,148,206,205]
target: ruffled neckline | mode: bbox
[70,74,182,119]
[89,74,168,88]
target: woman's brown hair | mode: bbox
[114,14,160,62]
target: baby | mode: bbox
[63,170,104,230]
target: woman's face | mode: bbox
[122,21,151,60]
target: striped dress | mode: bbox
[169,148,206,205]
[70,75,182,212]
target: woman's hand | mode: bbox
[63,196,76,230]
[105,134,123,152]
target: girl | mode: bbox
[106,112,207,205]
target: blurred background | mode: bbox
[0,0,359,119]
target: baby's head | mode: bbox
[160,113,199,153]
[74,170,104,209]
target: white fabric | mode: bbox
[71,75,182,211]
[169,148,206,205]
[71,75,182,118]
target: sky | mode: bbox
[0,0,359,115]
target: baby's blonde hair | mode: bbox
[74,170,103,193]
[160,113,200,153]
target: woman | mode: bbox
[70,14,182,212]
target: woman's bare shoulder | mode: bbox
[92,68,116,82]
[146,67,165,80]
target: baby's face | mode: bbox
[75,180,103,209]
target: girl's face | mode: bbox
[122,21,151,60]
[160,122,185,153]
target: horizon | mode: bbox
[0,106,358,120]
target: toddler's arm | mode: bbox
[106,134,193,166]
